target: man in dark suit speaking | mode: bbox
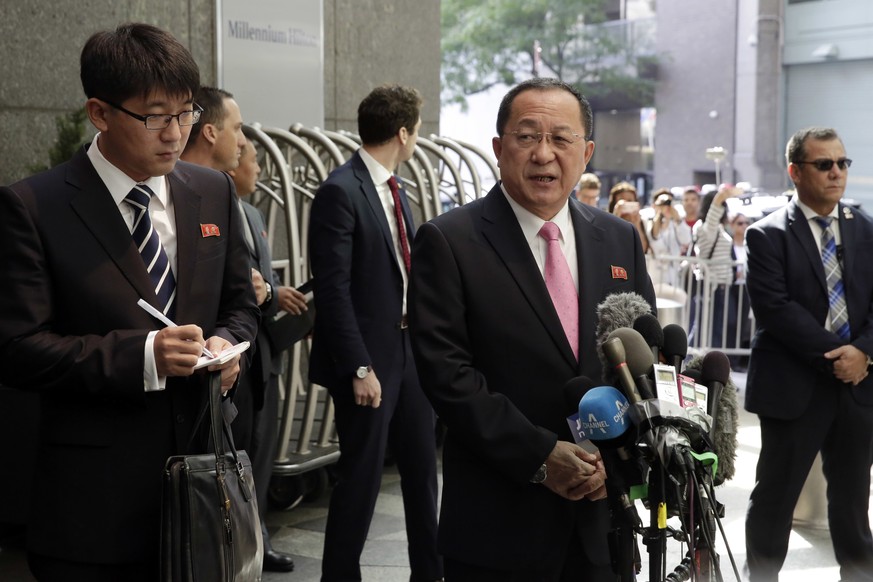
[308,85,442,582]
[408,78,655,581]
[0,23,259,581]
[744,127,873,581]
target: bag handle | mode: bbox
[207,372,255,502]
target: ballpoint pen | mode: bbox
[137,299,215,358]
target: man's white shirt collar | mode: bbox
[87,133,167,209]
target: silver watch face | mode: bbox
[356,366,369,379]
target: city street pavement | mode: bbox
[0,371,868,581]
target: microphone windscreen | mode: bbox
[685,355,738,485]
[563,376,597,413]
[662,323,688,361]
[633,313,664,351]
[578,386,631,444]
[608,327,654,379]
[596,292,653,351]
[701,351,731,386]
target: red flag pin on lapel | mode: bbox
[200,223,220,237]
[611,265,628,280]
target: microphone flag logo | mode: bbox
[577,386,630,441]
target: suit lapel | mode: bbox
[837,203,855,289]
[241,202,262,262]
[168,168,201,320]
[570,201,606,371]
[66,150,156,305]
[480,188,578,369]
[786,199,827,295]
[351,154,398,265]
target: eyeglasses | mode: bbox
[505,129,584,150]
[104,100,203,130]
[795,158,852,172]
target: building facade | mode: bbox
[0,0,441,186]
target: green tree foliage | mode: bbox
[442,0,656,110]
[29,107,90,173]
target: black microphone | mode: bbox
[602,331,657,450]
[701,351,731,419]
[662,323,688,375]
[563,375,597,414]
[684,354,738,485]
[609,327,656,400]
[681,368,701,383]
[633,313,664,365]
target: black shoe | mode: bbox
[263,549,295,572]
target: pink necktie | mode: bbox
[539,222,579,360]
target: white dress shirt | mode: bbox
[87,133,176,391]
[359,148,410,314]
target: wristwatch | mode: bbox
[355,365,372,379]
[530,463,548,484]
[264,282,273,304]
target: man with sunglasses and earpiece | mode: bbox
[744,127,873,581]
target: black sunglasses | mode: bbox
[795,158,852,172]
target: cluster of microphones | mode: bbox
[564,292,739,579]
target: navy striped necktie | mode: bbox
[814,216,850,340]
[126,184,177,319]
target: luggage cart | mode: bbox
[242,123,340,509]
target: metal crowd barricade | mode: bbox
[646,254,756,361]
[243,124,339,508]
[243,123,512,508]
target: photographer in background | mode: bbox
[647,188,692,298]
[608,181,650,254]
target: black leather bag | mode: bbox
[161,372,264,581]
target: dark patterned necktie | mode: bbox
[814,216,849,340]
[387,176,411,272]
[126,184,177,319]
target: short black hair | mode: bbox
[785,127,841,165]
[80,22,200,104]
[185,87,234,150]
[495,78,593,140]
[357,85,422,146]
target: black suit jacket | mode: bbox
[240,200,283,409]
[744,199,873,418]
[0,149,260,563]
[308,152,414,391]
[408,186,656,569]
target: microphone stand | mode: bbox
[605,478,639,582]
[644,460,668,582]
